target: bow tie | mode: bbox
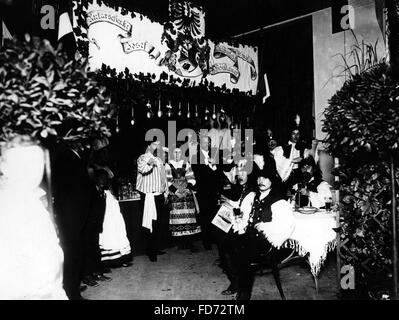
[288,141,296,146]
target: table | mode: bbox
[283,210,338,276]
[260,209,338,293]
[118,198,147,255]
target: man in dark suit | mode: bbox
[191,135,219,250]
[81,169,110,286]
[51,140,93,300]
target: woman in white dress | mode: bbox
[95,169,132,268]
[0,135,67,300]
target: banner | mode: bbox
[208,41,258,93]
[72,0,259,94]
[161,0,209,79]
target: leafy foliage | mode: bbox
[324,63,399,157]
[0,35,115,144]
[323,62,399,295]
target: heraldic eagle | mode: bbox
[170,0,203,38]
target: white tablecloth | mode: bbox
[281,210,338,277]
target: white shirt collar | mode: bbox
[201,149,209,159]
[259,189,271,200]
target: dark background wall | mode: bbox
[251,17,315,144]
[1,0,332,42]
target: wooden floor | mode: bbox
[82,242,339,300]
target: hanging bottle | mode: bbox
[116,115,120,133]
[177,102,182,117]
[166,101,173,118]
[187,102,191,119]
[204,107,209,121]
[146,99,153,119]
[157,98,163,118]
[212,104,217,120]
[219,106,226,122]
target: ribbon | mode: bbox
[209,43,258,83]
[87,10,163,65]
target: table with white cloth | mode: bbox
[268,209,338,293]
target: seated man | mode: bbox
[235,169,295,300]
[285,156,332,208]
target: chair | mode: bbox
[249,246,287,300]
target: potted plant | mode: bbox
[0,35,114,145]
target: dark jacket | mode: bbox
[51,143,93,242]
[191,150,219,197]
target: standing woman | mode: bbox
[166,147,201,252]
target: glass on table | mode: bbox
[324,196,333,212]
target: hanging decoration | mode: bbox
[194,104,199,118]
[166,100,173,118]
[146,100,153,119]
[204,107,209,121]
[116,116,120,133]
[212,104,217,120]
[157,98,163,118]
[187,102,191,119]
[219,106,226,122]
[177,102,182,117]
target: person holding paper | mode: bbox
[213,162,255,296]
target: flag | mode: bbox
[262,72,271,104]
[1,19,12,47]
[57,1,76,57]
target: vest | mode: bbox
[248,190,283,235]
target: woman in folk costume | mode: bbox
[0,136,67,300]
[165,146,201,252]
[95,169,132,268]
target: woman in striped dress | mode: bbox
[165,147,201,252]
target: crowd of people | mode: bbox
[0,115,333,300]
[0,135,132,300]
[134,118,333,300]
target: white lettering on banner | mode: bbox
[209,43,258,84]
[118,36,161,61]
[209,63,240,84]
